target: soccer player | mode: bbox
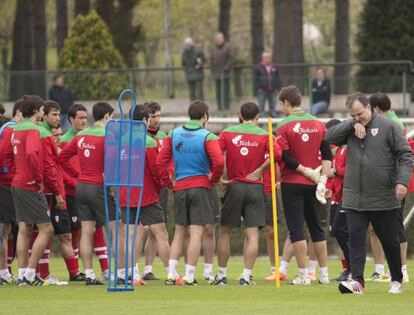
[0,101,23,284]
[12,95,53,286]
[117,104,170,285]
[51,125,63,145]
[59,102,117,285]
[367,92,409,282]
[157,100,224,285]
[36,101,78,285]
[276,85,332,285]
[213,102,281,286]
[60,104,109,281]
[142,101,167,281]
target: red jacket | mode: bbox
[11,119,44,191]
[218,123,282,185]
[326,146,347,204]
[59,125,105,185]
[120,135,160,208]
[0,126,16,186]
[276,109,327,185]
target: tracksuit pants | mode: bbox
[346,208,403,286]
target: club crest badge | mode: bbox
[371,128,379,136]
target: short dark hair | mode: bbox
[0,115,10,127]
[20,95,45,118]
[12,99,24,117]
[188,100,209,120]
[92,102,114,121]
[53,74,63,83]
[145,101,161,114]
[369,92,391,112]
[240,102,259,121]
[43,100,60,115]
[0,104,5,115]
[345,92,369,109]
[325,119,341,129]
[131,104,150,121]
[68,104,87,121]
[279,85,302,107]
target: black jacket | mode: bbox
[48,85,74,113]
[254,63,282,92]
[311,78,331,104]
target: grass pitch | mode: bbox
[1,257,413,315]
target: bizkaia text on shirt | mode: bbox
[231,135,259,147]
[292,122,318,143]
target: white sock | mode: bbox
[25,268,36,281]
[242,268,252,281]
[218,266,227,280]
[375,264,385,275]
[401,264,407,271]
[117,268,126,279]
[204,263,213,275]
[133,265,140,280]
[298,268,308,279]
[0,268,11,279]
[184,264,196,282]
[85,268,96,280]
[270,266,275,273]
[279,260,289,275]
[308,260,318,273]
[144,265,152,275]
[320,266,328,277]
[402,265,408,277]
[18,268,26,280]
[168,259,178,278]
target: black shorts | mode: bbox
[76,183,116,226]
[221,182,265,228]
[174,187,215,226]
[12,188,51,225]
[264,192,283,227]
[0,185,15,223]
[159,186,169,221]
[281,183,325,243]
[46,195,71,235]
[66,195,81,230]
[329,203,340,237]
[121,203,165,226]
[397,199,407,243]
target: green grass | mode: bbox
[1,257,413,315]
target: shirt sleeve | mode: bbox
[146,147,160,190]
[325,119,354,146]
[58,137,79,179]
[391,123,414,186]
[42,137,62,195]
[205,138,224,184]
[276,126,290,151]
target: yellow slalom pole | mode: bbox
[268,117,280,288]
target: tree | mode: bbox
[9,0,34,100]
[56,0,68,56]
[334,0,350,94]
[60,10,128,99]
[96,0,143,67]
[74,0,90,17]
[32,0,47,98]
[356,0,414,93]
[218,0,231,40]
[273,0,304,90]
[250,0,264,64]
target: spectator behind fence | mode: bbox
[210,32,234,112]
[181,37,206,101]
[0,103,5,115]
[48,74,74,131]
[254,52,282,118]
[310,68,331,116]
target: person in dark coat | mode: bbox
[254,52,282,118]
[310,68,331,115]
[48,74,74,131]
[181,37,206,101]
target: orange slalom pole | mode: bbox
[268,117,280,288]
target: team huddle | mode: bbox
[0,86,412,295]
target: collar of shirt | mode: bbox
[184,120,204,129]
